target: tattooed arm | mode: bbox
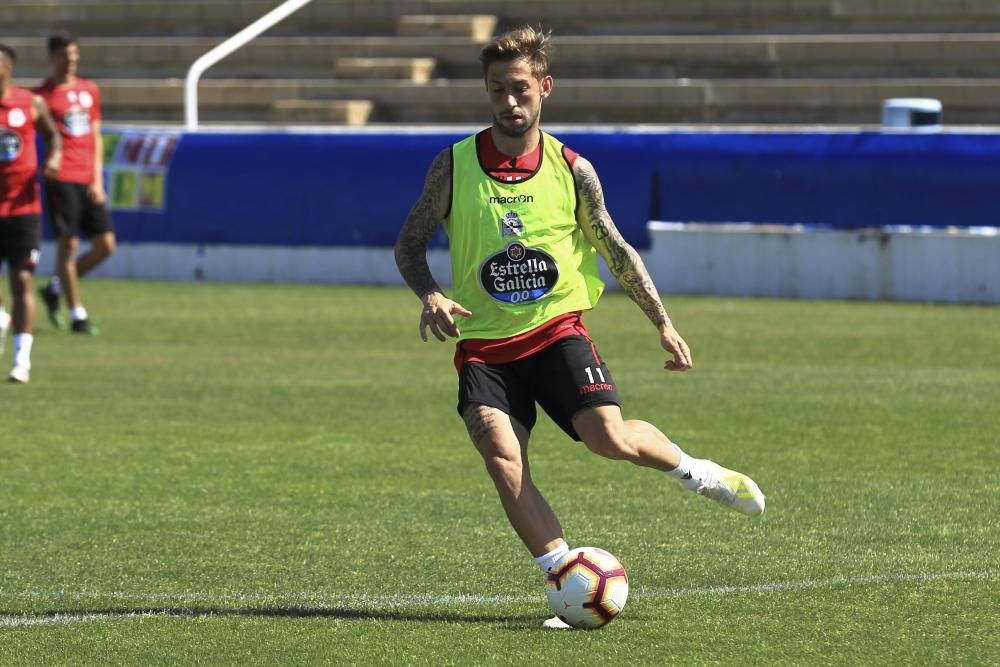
[394,148,472,342]
[574,157,693,371]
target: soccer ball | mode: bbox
[545,547,629,629]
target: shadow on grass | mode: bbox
[3,606,544,627]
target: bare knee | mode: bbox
[96,233,116,257]
[574,408,641,461]
[482,451,526,497]
[9,269,34,297]
[89,233,115,260]
[59,234,80,252]
[582,423,639,461]
[463,405,527,492]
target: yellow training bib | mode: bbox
[444,131,604,340]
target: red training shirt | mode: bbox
[0,86,41,217]
[35,77,101,184]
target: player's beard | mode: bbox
[492,107,539,138]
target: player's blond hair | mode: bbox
[479,26,553,80]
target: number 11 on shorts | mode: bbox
[584,366,606,384]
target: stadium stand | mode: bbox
[7,0,1000,125]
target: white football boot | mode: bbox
[8,362,30,384]
[693,460,765,516]
[541,616,573,630]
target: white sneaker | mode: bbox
[8,362,30,384]
[694,460,765,516]
[541,616,573,630]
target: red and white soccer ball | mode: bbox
[545,547,629,629]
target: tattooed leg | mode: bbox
[462,404,565,557]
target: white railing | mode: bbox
[184,0,315,131]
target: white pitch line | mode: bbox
[0,611,172,628]
[0,570,993,628]
[636,569,996,598]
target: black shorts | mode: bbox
[45,180,114,238]
[0,214,41,272]
[458,335,621,441]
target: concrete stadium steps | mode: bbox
[396,14,497,40]
[334,57,437,82]
[3,37,473,80]
[9,0,997,126]
[4,1,405,37]
[8,34,1000,80]
[487,0,1000,35]
[8,0,1000,37]
[35,77,1000,125]
[271,99,374,125]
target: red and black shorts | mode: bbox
[45,180,114,238]
[0,214,41,272]
[458,335,621,441]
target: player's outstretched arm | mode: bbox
[394,148,472,342]
[574,157,692,371]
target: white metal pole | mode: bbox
[184,0,315,131]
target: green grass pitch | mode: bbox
[1,280,997,664]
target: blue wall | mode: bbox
[105,129,1000,250]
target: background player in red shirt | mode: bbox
[0,44,62,383]
[36,32,115,335]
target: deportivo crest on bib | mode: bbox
[500,210,523,237]
[479,242,559,304]
[0,130,23,162]
[7,108,26,128]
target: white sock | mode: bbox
[665,444,702,491]
[0,307,9,327]
[70,305,88,322]
[50,276,62,294]
[13,333,33,367]
[533,542,570,574]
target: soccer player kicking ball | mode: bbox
[394,27,765,629]
[36,32,115,335]
[0,44,62,383]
